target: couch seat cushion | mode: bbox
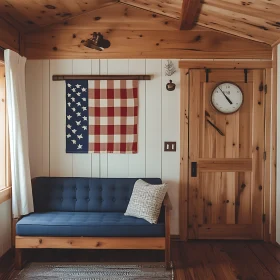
[16,212,165,237]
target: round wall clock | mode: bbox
[211,82,243,114]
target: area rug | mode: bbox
[12,263,174,280]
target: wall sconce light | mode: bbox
[83,32,111,51]
[166,80,176,91]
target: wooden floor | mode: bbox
[1,241,280,279]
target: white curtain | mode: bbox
[4,49,34,218]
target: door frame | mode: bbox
[178,60,276,243]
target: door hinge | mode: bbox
[205,69,210,83]
[244,69,248,83]
[259,83,267,94]
[262,214,266,223]
[263,151,267,161]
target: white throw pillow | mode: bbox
[124,179,168,224]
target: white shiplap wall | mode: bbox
[25,59,180,234]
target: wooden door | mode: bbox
[188,69,265,240]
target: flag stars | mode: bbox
[66,81,88,152]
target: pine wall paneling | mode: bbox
[25,59,180,234]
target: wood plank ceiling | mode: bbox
[0,0,279,46]
[0,0,116,29]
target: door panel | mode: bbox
[188,69,265,240]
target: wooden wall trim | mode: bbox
[270,46,278,243]
[0,187,11,205]
[179,69,189,241]
[23,30,272,59]
[179,60,273,69]
[272,38,280,48]
[264,68,272,242]
[0,49,4,62]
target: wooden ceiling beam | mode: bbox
[120,0,181,19]
[180,0,202,30]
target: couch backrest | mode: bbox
[32,177,163,213]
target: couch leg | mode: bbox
[165,249,171,270]
[15,249,24,270]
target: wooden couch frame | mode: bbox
[15,194,172,270]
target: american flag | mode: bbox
[66,80,138,154]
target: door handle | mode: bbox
[191,162,197,177]
[206,119,225,136]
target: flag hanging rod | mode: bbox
[52,75,152,81]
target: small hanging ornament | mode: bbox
[165,60,176,76]
[166,80,176,91]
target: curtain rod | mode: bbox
[52,75,152,81]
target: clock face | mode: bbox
[211,82,243,114]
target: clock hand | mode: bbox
[218,87,233,105]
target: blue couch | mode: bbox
[15,177,172,269]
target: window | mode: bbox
[0,63,10,189]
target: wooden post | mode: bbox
[15,249,23,270]
[164,197,171,269]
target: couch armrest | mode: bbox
[163,193,172,210]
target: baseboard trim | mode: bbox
[0,248,13,263]
[171,235,180,241]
